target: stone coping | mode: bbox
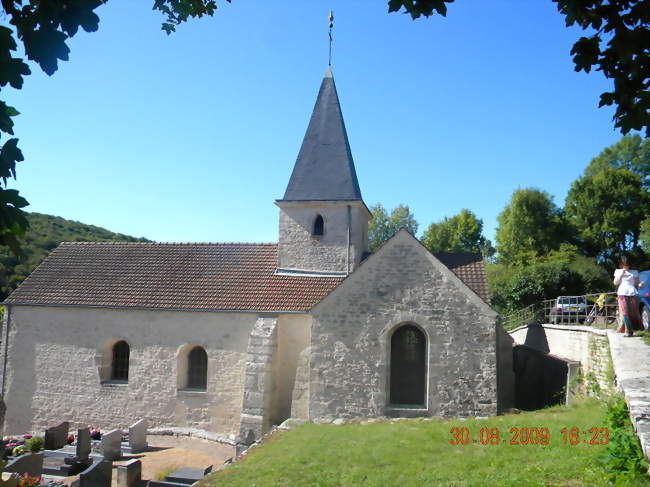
[509,323,608,336]
[148,427,237,446]
[607,330,650,461]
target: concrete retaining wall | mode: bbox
[509,324,611,395]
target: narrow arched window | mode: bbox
[390,325,426,405]
[313,214,324,236]
[188,346,208,389]
[111,341,130,381]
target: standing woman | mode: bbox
[614,256,645,336]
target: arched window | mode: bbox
[187,346,208,390]
[312,214,324,236]
[111,340,130,381]
[390,325,426,406]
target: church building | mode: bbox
[0,68,513,443]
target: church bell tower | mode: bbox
[276,68,370,275]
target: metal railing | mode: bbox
[502,292,620,331]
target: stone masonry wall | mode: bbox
[238,317,278,443]
[309,232,499,420]
[509,324,611,395]
[273,314,310,424]
[1,306,257,437]
[277,203,368,273]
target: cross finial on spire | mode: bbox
[328,10,334,66]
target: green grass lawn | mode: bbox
[201,399,650,487]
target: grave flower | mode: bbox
[16,472,41,487]
[11,445,25,456]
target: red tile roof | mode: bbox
[4,243,489,311]
[434,252,490,304]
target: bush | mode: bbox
[25,436,43,453]
[11,446,25,456]
[601,395,648,483]
[487,247,610,313]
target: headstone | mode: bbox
[128,419,148,453]
[60,427,92,476]
[44,422,69,450]
[100,429,122,460]
[76,428,91,461]
[117,459,141,487]
[146,481,188,487]
[4,452,43,477]
[165,466,212,484]
[75,460,112,487]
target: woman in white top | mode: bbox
[614,256,645,336]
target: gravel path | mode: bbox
[56,435,235,486]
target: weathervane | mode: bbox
[328,10,334,66]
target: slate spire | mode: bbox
[280,68,363,202]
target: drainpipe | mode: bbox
[1,305,10,397]
[347,205,351,275]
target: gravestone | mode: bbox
[61,427,92,475]
[165,465,212,484]
[44,422,69,450]
[147,482,188,487]
[100,429,122,460]
[128,419,148,453]
[76,428,91,460]
[74,460,112,487]
[5,452,44,477]
[117,459,141,487]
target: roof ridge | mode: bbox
[59,241,278,246]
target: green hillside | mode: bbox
[0,212,149,300]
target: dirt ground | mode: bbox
[60,435,235,485]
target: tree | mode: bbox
[495,188,567,264]
[1,1,647,255]
[367,203,418,252]
[641,217,650,252]
[565,167,648,262]
[421,209,493,257]
[388,0,650,136]
[0,0,218,255]
[585,134,649,189]
[486,247,610,313]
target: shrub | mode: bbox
[12,446,25,456]
[601,395,648,483]
[25,437,43,453]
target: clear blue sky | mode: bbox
[5,0,622,244]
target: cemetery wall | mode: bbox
[308,230,500,420]
[1,306,258,436]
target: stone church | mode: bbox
[0,68,513,443]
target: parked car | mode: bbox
[639,270,650,330]
[549,296,587,324]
